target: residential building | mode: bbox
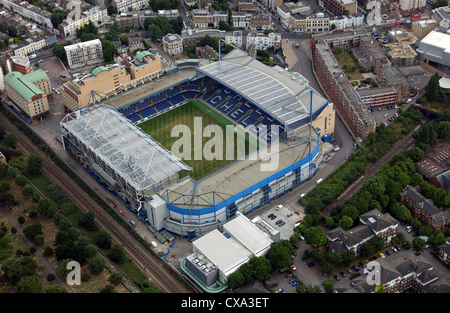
[10,56,31,75]
[289,13,330,32]
[313,41,376,141]
[111,0,149,13]
[162,33,183,56]
[64,39,104,70]
[115,12,140,29]
[251,13,271,30]
[62,64,131,112]
[158,9,179,19]
[181,29,226,47]
[225,30,244,49]
[231,11,252,28]
[58,6,108,38]
[322,0,357,17]
[246,32,281,50]
[357,87,397,107]
[400,186,450,231]
[348,258,445,293]
[398,0,426,17]
[4,70,52,121]
[0,0,52,29]
[326,209,398,254]
[262,0,283,11]
[438,244,450,265]
[191,8,228,28]
[329,13,364,30]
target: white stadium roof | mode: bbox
[61,105,190,192]
[197,49,329,127]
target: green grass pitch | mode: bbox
[138,100,258,180]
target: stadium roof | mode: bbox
[196,49,328,127]
[61,106,190,192]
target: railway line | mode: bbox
[0,112,191,293]
[322,117,430,216]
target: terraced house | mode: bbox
[4,69,52,122]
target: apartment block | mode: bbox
[58,6,108,37]
[357,87,397,107]
[232,11,252,28]
[64,39,104,70]
[289,13,330,32]
[387,42,418,67]
[62,64,130,112]
[398,0,426,17]
[251,13,272,30]
[329,13,364,30]
[314,42,376,141]
[400,186,450,232]
[322,0,357,17]
[191,9,228,28]
[162,33,183,56]
[0,0,52,29]
[412,19,437,40]
[246,32,281,50]
[4,70,52,121]
[111,0,149,13]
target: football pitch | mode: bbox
[138,100,259,180]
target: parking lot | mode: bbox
[261,204,302,240]
[369,104,402,126]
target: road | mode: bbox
[0,109,192,293]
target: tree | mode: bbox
[325,250,342,266]
[428,233,445,248]
[148,24,160,41]
[36,198,56,218]
[304,227,327,246]
[78,212,97,231]
[4,133,18,149]
[101,39,118,62]
[323,279,334,293]
[107,244,127,263]
[88,257,105,275]
[16,275,42,293]
[26,154,43,176]
[425,73,445,103]
[23,222,43,240]
[100,285,117,293]
[249,256,271,281]
[339,216,353,230]
[96,229,112,249]
[109,272,123,286]
[227,271,245,289]
[436,121,450,139]
[7,25,18,37]
[412,238,426,253]
[1,256,38,284]
[266,242,291,270]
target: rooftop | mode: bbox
[60,106,190,193]
[197,48,328,126]
[4,70,47,101]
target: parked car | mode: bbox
[392,247,398,253]
[333,275,340,281]
[352,265,360,271]
[340,271,346,277]
[379,252,385,258]
[385,250,391,256]
[291,265,297,271]
[276,205,283,211]
[307,260,315,267]
[278,221,286,227]
[271,283,279,288]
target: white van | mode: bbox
[316,178,323,184]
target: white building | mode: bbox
[231,11,252,29]
[225,31,244,49]
[416,30,450,68]
[182,212,275,288]
[162,33,183,56]
[330,14,364,30]
[59,6,108,37]
[14,38,46,56]
[0,0,52,29]
[64,39,104,69]
[111,0,149,13]
[246,32,281,50]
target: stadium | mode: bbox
[60,48,334,239]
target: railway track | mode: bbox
[322,117,430,216]
[0,112,190,293]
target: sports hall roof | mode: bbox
[61,106,190,192]
[196,49,328,127]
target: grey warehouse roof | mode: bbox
[61,105,190,192]
[197,49,328,127]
